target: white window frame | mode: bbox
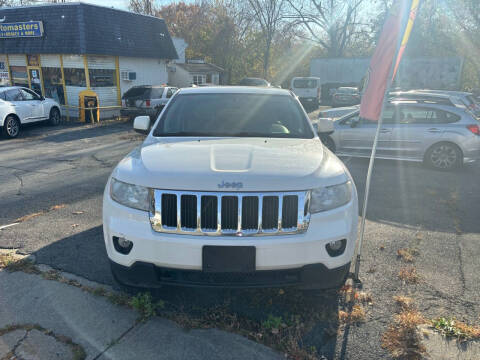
[192,74,206,85]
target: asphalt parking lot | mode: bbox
[1,117,479,359]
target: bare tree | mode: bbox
[247,0,286,78]
[285,0,365,57]
[129,0,156,15]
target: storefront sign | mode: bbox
[0,21,44,38]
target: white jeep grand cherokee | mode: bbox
[103,87,358,290]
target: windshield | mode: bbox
[122,87,151,99]
[239,78,268,86]
[153,93,314,138]
[293,79,317,88]
[336,88,357,94]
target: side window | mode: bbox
[20,89,41,101]
[5,89,23,101]
[166,88,174,98]
[437,110,461,124]
[150,88,164,99]
[0,91,6,101]
[396,106,456,124]
[380,107,396,124]
[340,114,359,126]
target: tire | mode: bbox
[2,115,20,139]
[321,135,336,152]
[48,107,61,126]
[425,142,463,171]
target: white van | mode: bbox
[290,77,321,110]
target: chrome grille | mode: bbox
[149,190,311,236]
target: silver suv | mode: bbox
[318,101,480,170]
[121,85,178,121]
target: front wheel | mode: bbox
[48,107,61,126]
[425,142,462,171]
[2,115,20,138]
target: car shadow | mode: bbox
[31,225,342,359]
[1,119,132,143]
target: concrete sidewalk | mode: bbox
[0,269,281,360]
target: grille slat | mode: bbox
[161,194,177,228]
[242,197,259,230]
[221,196,238,230]
[151,191,310,236]
[262,196,279,230]
[282,195,298,229]
[201,196,218,230]
[181,195,197,229]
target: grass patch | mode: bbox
[0,253,40,274]
[338,304,366,324]
[431,317,480,342]
[398,267,420,284]
[393,295,414,310]
[397,248,419,263]
[382,308,426,359]
[262,314,283,334]
[129,292,165,321]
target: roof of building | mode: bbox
[0,2,178,60]
[178,86,290,95]
[176,62,224,73]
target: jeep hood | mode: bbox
[112,137,349,192]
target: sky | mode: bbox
[75,0,129,10]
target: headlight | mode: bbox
[110,178,150,211]
[310,181,352,213]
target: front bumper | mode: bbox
[110,259,351,289]
[103,180,358,288]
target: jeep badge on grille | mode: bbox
[217,181,243,190]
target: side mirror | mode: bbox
[133,116,151,134]
[350,119,359,128]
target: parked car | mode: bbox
[390,90,472,110]
[316,100,480,170]
[0,86,61,139]
[120,85,178,121]
[332,87,361,107]
[238,77,271,87]
[104,86,358,291]
[290,77,321,110]
[319,105,359,119]
[412,90,480,117]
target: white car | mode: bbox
[0,86,61,139]
[290,77,321,110]
[103,87,358,290]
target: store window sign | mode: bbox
[0,72,9,80]
[0,21,44,38]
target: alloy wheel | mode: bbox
[430,144,458,169]
[6,117,19,137]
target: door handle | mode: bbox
[428,128,441,133]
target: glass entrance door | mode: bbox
[28,67,43,96]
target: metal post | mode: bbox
[353,76,394,283]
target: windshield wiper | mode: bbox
[153,131,215,137]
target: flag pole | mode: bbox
[353,77,393,282]
[353,0,417,283]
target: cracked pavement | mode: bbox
[0,118,479,359]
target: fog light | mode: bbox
[113,236,133,255]
[326,239,346,257]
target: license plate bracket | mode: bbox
[202,246,255,273]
